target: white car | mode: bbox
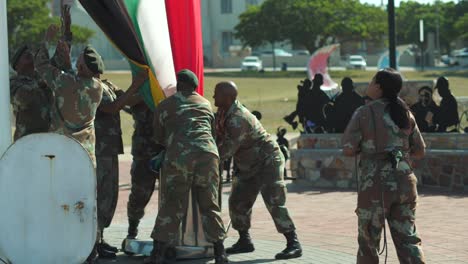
[260,49,293,57]
[346,55,367,70]
[241,56,263,71]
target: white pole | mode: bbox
[419,19,424,43]
[0,0,12,155]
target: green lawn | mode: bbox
[101,69,468,146]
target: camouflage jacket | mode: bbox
[35,43,103,164]
[342,99,425,173]
[217,100,281,173]
[95,80,124,156]
[154,91,219,162]
[10,73,52,141]
[130,102,160,158]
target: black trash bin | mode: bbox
[281,62,288,71]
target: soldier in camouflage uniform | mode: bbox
[146,70,228,264]
[94,71,148,259]
[35,25,103,167]
[213,81,302,260]
[124,101,162,241]
[342,68,426,264]
[9,45,52,141]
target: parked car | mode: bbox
[293,49,310,56]
[346,55,367,70]
[260,49,293,57]
[241,56,263,71]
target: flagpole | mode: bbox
[0,0,12,155]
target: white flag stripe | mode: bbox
[137,0,177,97]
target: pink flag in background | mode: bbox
[165,0,204,96]
[307,44,340,91]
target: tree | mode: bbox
[455,13,468,41]
[7,0,94,52]
[234,2,288,69]
[235,0,387,55]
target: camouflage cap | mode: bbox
[11,45,29,70]
[177,69,199,88]
[83,45,104,74]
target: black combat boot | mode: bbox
[122,219,140,255]
[99,229,118,253]
[213,240,229,264]
[226,230,255,254]
[127,219,140,239]
[275,231,302,259]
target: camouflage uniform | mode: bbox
[151,91,226,245]
[35,44,103,166]
[217,100,296,234]
[127,102,161,223]
[10,73,52,141]
[342,99,426,264]
[95,80,124,230]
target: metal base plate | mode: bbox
[122,238,214,259]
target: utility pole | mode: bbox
[388,0,397,69]
[420,19,425,71]
[0,0,12,155]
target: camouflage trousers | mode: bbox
[229,152,296,234]
[96,155,119,230]
[151,152,226,245]
[356,163,425,264]
[127,157,158,222]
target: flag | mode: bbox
[307,44,339,90]
[78,0,204,110]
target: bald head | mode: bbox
[213,81,238,110]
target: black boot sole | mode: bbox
[275,249,303,259]
[226,245,255,254]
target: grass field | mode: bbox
[101,69,468,146]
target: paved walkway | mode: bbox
[99,160,468,263]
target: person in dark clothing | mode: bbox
[276,127,290,178]
[304,74,330,133]
[434,76,459,132]
[328,77,365,133]
[284,78,311,130]
[410,86,439,132]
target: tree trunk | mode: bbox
[272,42,276,71]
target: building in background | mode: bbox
[201,0,266,67]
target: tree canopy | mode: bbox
[235,0,468,54]
[235,0,386,54]
[7,0,94,52]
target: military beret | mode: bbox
[177,69,199,88]
[11,45,29,70]
[83,45,104,74]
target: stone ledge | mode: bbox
[291,149,468,191]
[297,133,468,150]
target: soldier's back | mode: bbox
[227,101,279,169]
[10,74,52,140]
[157,91,218,159]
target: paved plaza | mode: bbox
[97,157,468,264]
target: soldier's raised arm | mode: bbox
[35,25,72,83]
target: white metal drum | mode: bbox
[0,133,97,264]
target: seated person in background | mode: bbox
[328,77,365,133]
[304,74,330,133]
[410,86,439,132]
[434,76,459,132]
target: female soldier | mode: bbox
[342,68,426,264]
